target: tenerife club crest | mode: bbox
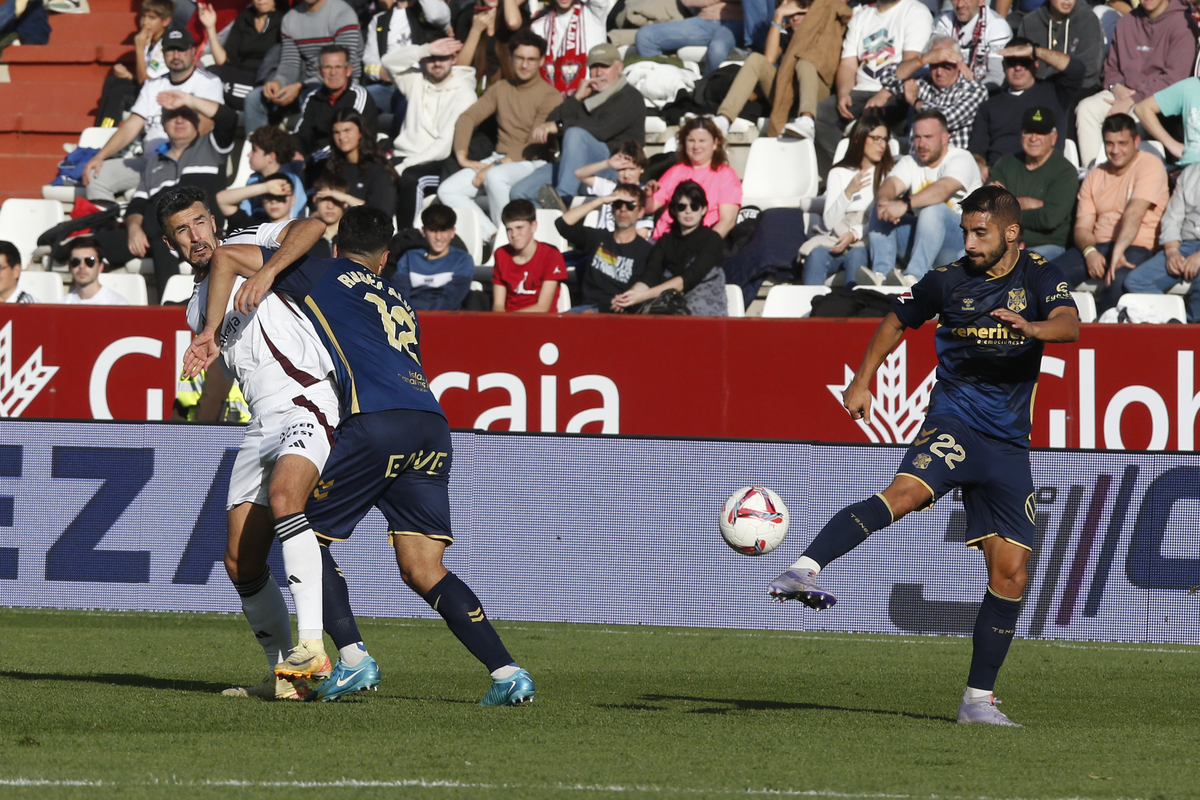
[1007,288,1028,313]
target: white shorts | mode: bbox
[226,382,341,510]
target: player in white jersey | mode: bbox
[161,186,338,700]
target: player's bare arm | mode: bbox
[990,305,1080,343]
[842,312,906,423]
[235,218,326,314]
[182,245,267,377]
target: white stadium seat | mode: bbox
[98,273,149,306]
[853,284,908,295]
[556,282,571,312]
[741,138,818,209]
[725,284,745,317]
[229,144,255,190]
[16,271,64,303]
[78,126,119,151]
[0,198,64,266]
[450,206,484,265]
[1117,293,1187,323]
[159,274,196,305]
[761,285,829,317]
[1070,291,1097,323]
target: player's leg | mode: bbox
[267,451,332,681]
[221,501,305,700]
[392,533,533,706]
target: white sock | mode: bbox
[964,686,993,705]
[235,569,293,670]
[789,556,822,575]
[275,513,324,641]
[490,663,520,680]
[339,642,368,667]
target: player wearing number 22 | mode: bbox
[197,206,534,706]
[768,186,1078,727]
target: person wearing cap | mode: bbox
[988,106,1079,260]
[81,24,224,205]
[883,35,987,151]
[510,42,645,210]
[968,37,1084,176]
[100,89,236,296]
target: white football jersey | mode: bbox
[185,221,336,416]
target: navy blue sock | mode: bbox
[967,588,1022,692]
[801,494,894,568]
[423,571,513,673]
[320,543,362,650]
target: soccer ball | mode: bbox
[719,486,790,556]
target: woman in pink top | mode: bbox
[647,117,743,240]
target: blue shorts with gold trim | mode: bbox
[306,408,454,546]
[896,414,1035,552]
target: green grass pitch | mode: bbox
[2,607,1198,800]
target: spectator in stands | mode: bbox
[556,182,653,311]
[1016,0,1105,95]
[308,173,350,258]
[82,25,224,205]
[0,241,34,304]
[116,93,236,292]
[393,206,475,310]
[988,107,1079,260]
[612,181,727,315]
[294,45,378,160]
[521,0,609,95]
[572,140,652,233]
[198,0,283,111]
[95,0,174,128]
[438,29,562,241]
[1050,113,1168,314]
[513,43,646,211]
[492,199,569,312]
[927,0,1011,91]
[363,0,452,118]
[882,36,988,150]
[814,0,932,176]
[801,112,893,286]
[217,176,296,230]
[968,38,1084,175]
[1135,76,1200,168]
[219,126,306,225]
[646,117,742,239]
[864,108,982,286]
[243,0,364,135]
[62,239,130,306]
[711,0,851,142]
[1123,162,1200,322]
[382,38,477,230]
[1074,0,1197,167]
[314,109,399,219]
[633,0,743,76]
[455,0,529,95]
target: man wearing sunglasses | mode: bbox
[883,36,986,150]
[61,239,130,306]
[968,37,1083,178]
[555,183,651,311]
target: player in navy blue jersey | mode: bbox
[768,186,1080,727]
[187,206,535,706]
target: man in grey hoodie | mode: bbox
[1016,0,1105,94]
[1074,0,1198,166]
[1122,162,1200,322]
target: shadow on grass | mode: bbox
[0,670,232,694]
[637,694,950,723]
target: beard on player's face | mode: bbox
[964,236,1008,272]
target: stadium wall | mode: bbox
[2,420,1197,644]
[4,305,1200,449]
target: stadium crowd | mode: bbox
[10,0,1200,321]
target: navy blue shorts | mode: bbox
[895,414,1035,552]
[306,408,454,546]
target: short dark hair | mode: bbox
[319,44,350,62]
[0,240,20,269]
[959,185,1022,233]
[670,179,708,212]
[614,139,649,170]
[140,0,174,19]
[501,199,537,224]
[249,126,297,166]
[338,207,394,258]
[509,27,548,56]
[615,182,644,207]
[162,104,201,128]
[1101,112,1138,138]
[68,236,105,269]
[312,173,349,195]
[1005,36,1034,52]
[422,205,457,231]
[912,107,949,132]
[155,185,210,234]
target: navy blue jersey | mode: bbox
[273,256,444,419]
[890,251,1076,445]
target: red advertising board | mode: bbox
[2,305,1197,450]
